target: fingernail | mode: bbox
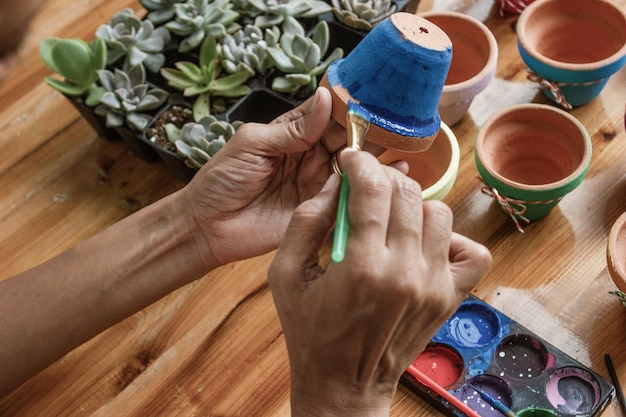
[309,88,321,112]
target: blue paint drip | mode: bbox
[326,16,452,138]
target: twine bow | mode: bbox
[478,177,563,233]
[497,0,530,15]
[525,67,573,110]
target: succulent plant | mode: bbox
[160,36,251,121]
[246,0,332,29]
[331,0,397,31]
[139,0,180,25]
[39,37,107,106]
[217,24,280,76]
[165,0,241,53]
[165,115,243,168]
[95,64,169,131]
[266,20,343,95]
[95,8,171,74]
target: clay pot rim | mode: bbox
[475,103,592,192]
[517,0,626,73]
[420,11,498,96]
[422,122,460,200]
[607,211,626,293]
[378,121,459,200]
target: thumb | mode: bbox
[256,87,333,155]
[269,174,341,289]
[449,232,492,294]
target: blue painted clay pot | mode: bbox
[516,0,626,109]
[320,12,452,152]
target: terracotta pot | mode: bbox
[475,104,592,230]
[516,0,626,109]
[320,12,452,153]
[378,122,459,200]
[607,211,626,293]
[419,11,498,126]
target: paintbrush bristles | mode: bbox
[346,102,371,150]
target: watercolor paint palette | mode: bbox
[400,295,615,417]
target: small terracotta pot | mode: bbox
[378,122,459,200]
[607,211,626,293]
[475,104,592,230]
[516,0,626,109]
[320,12,452,153]
[419,11,498,126]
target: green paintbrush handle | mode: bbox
[331,171,350,263]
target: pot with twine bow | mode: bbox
[475,104,592,233]
[516,0,626,110]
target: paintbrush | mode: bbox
[467,383,519,417]
[407,365,478,417]
[605,354,626,416]
[331,101,371,263]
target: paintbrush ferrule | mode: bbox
[346,101,371,150]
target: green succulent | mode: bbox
[95,8,171,74]
[331,0,397,31]
[217,24,280,76]
[160,36,251,121]
[165,115,243,169]
[140,0,180,25]
[246,0,332,29]
[165,0,241,53]
[95,64,169,131]
[266,20,343,95]
[39,37,107,106]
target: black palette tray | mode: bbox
[400,295,615,417]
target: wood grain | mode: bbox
[1,0,625,416]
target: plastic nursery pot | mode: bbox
[320,12,452,153]
[516,0,626,109]
[475,104,592,230]
[378,122,459,201]
[419,11,498,126]
[607,211,626,293]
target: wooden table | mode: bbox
[1,0,625,416]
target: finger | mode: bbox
[251,87,333,155]
[448,232,492,295]
[341,150,392,257]
[384,167,424,253]
[269,174,341,290]
[421,200,454,264]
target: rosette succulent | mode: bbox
[165,115,243,168]
[266,20,343,95]
[165,0,241,53]
[217,25,280,76]
[39,37,107,106]
[95,64,169,131]
[140,0,180,25]
[95,8,171,73]
[246,0,332,29]
[161,36,251,120]
[331,0,397,31]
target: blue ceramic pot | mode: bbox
[321,12,452,152]
[516,0,626,109]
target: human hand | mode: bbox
[268,149,492,417]
[180,87,383,268]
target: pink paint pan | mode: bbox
[401,295,615,417]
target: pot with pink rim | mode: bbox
[320,12,452,153]
[607,211,626,294]
[419,11,498,126]
[516,0,626,110]
[475,104,592,232]
[378,121,460,201]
